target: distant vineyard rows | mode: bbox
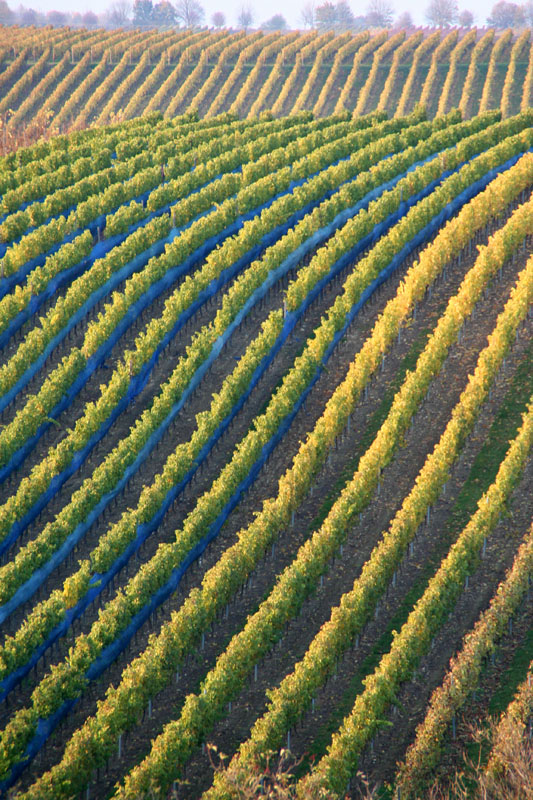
[0,24,531,136]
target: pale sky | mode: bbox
[21,0,498,35]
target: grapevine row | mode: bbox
[418,30,458,115]
[292,32,351,115]
[479,30,514,113]
[0,112,464,791]
[0,112,480,722]
[164,32,242,119]
[245,33,315,119]
[353,30,405,117]
[313,33,368,117]
[140,31,212,117]
[458,29,495,120]
[377,31,423,116]
[0,113,387,465]
[0,114,328,342]
[271,32,335,118]
[436,29,477,117]
[501,29,531,118]
[334,31,387,115]
[187,31,264,117]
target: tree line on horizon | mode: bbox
[0,0,532,43]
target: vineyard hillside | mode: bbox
[0,107,532,800]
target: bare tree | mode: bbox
[175,0,205,26]
[315,0,356,30]
[300,0,316,26]
[425,0,458,26]
[108,0,132,25]
[366,0,394,26]
[237,4,254,28]
[211,9,225,25]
